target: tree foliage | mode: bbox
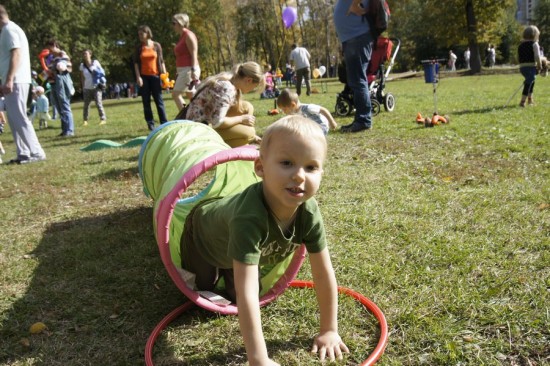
[534,0,550,53]
[1,0,528,80]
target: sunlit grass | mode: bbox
[0,73,548,365]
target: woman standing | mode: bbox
[133,25,168,131]
[171,13,200,111]
[176,62,264,147]
[46,39,75,137]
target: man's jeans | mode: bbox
[343,32,374,127]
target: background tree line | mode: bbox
[3,0,549,82]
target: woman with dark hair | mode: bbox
[133,25,167,131]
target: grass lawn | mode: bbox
[0,72,548,365]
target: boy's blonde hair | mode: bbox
[276,88,300,107]
[523,25,540,41]
[260,115,327,158]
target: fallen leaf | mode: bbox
[29,322,47,334]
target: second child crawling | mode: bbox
[277,88,338,135]
[180,116,349,364]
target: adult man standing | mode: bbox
[0,5,46,164]
[333,0,374,133]
[289,44,311,96]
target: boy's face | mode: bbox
[255,131,325,219]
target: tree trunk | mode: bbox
[465,0,481,73]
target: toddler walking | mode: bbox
[34,86,51,129]
[518,25,547,107]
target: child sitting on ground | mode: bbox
[34,86,51,129]
[260,63,279,99]
[276,88,337,135]
[518,25,547,107]
[180,116,349,365]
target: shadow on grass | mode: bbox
[43,132,147,149]
[94,166,140,181]
[451,104,518,115]
[0,206,314,365]
[0,206,195,365]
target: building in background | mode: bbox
[516,0,538,24]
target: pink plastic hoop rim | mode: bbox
[145,281,388,366]
[155,146,307,315]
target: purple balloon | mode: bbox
[282,7,297,29]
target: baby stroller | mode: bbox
[335,37,400,117]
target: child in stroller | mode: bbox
[335,37,400,117]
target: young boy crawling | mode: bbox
[277,88,338,135]
[180,115,349,365]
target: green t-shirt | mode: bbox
[192,182,326,269]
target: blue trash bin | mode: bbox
[423,62,440,83]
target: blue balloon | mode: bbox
[282,7,297,29]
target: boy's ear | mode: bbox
[254,157,265,178]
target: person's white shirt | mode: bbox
[0,21,31,84]
[289,46,310,69]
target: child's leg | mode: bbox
[218,269,236,302]
[519,67,536,106]
[180,203,218,291]
[527,80,536,105]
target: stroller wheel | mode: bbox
[371,99,381,116]
[384,93,396,112]
[335,98,353,117]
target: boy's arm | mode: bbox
[234,260,280,366]
[319,106,338,130]
[309,248,349,361]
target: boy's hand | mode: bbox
[311,331,349,362]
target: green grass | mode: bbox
[0,73,548,365]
